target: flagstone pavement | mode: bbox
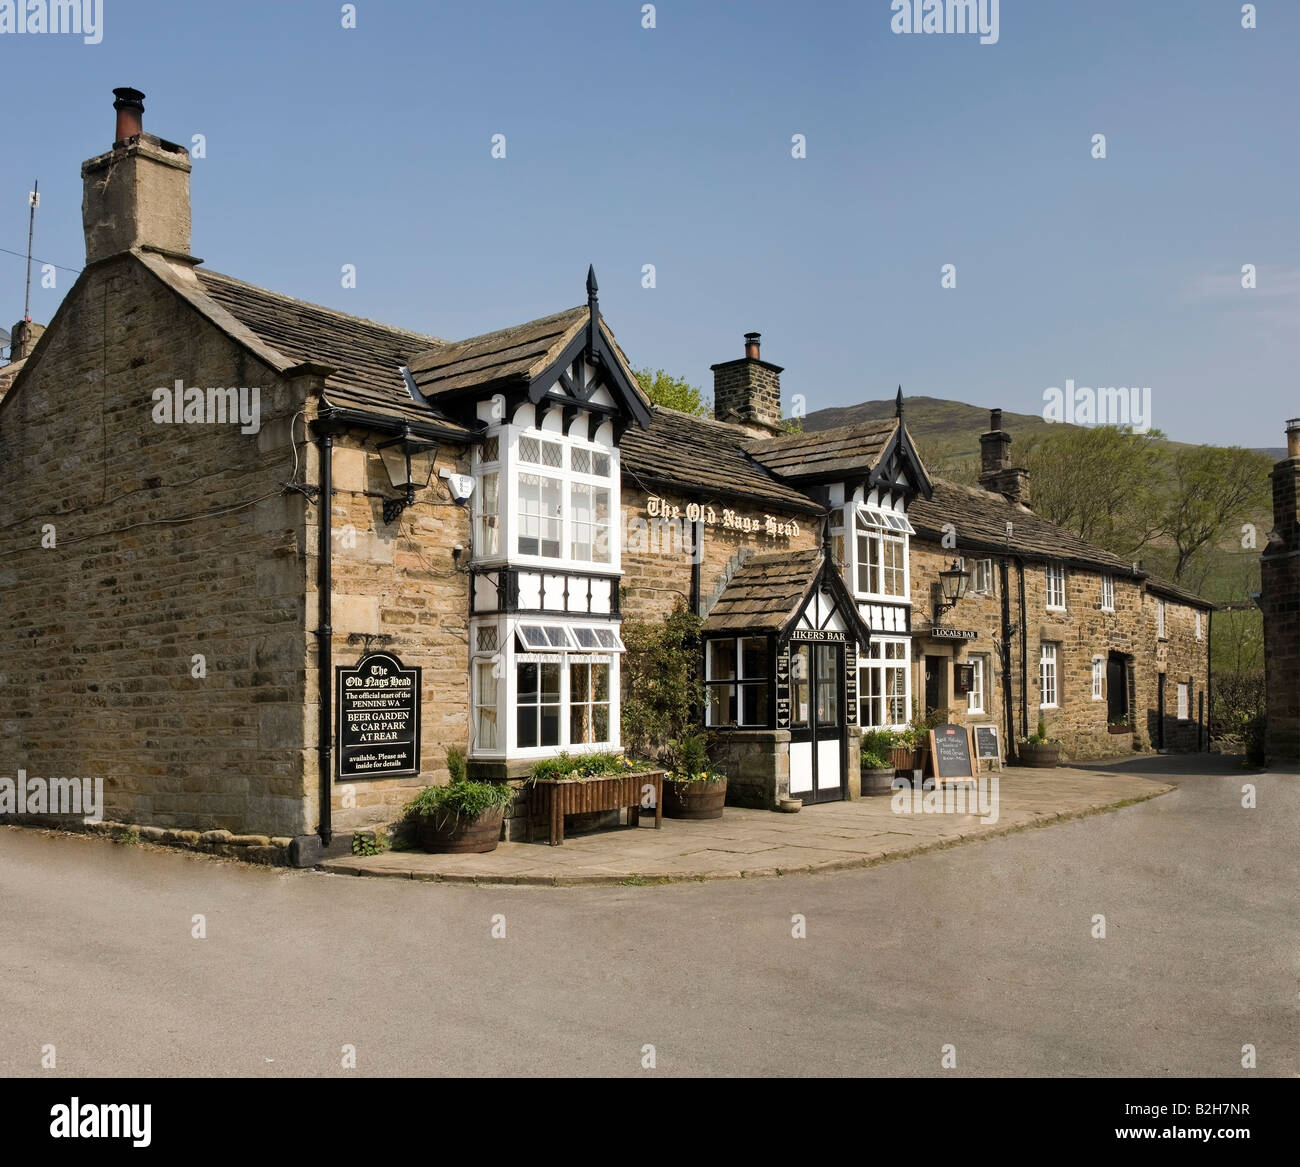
[321,765,1173,886]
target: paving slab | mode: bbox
[320,764,1174,886]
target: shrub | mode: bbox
[528,751,630,782]
[861,750,890,770]
[664,731,724,784]
[620,601,704,758]
[402,779,513,822]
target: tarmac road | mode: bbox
[1,756,1294,1077]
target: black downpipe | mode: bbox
[317,433,333,846]
[689,519,703,616]
[1017,557,1029,740]
[999,557,1017,763]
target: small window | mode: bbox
[971,559,994,595]
[1195,612,1202,641]
[706,636,770,727]
[1101,574,1114,612]
[477,626,498,652]
[516,624,574,651]
[1040,643,1059,708]
[967,656,986,714]
[1177,682,1189,721]
[1045,564,1066,611]
[480,434,500,463]
[1157,600,1166,640]
[1091,657,1104,701]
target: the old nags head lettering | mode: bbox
[337,652,421,779]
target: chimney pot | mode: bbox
[989,408,1002,432]
[743,332,761,360]
[1286,418,1300,459]
[112,87,146,143]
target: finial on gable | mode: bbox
[586,265,599,357]
[895,386,904,419]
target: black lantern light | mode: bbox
[378,427,440,524]
[933,559,971,623]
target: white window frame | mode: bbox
[1040,642,1059,709]
[1177,682,1189,721]
[469,616,624,760]
[967,655,986,715]
[1157,600,1166,639]
[858,637,911,729]
[1091,656,1104,701]
[1045,563,1066,611]
[853,505,911,601]
[970,558,994,596]
[1101,574,1114,612]
[1195,612,1202,641]
[471,416,620,572]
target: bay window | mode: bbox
[859,638,909,727]
[855,506,911,598]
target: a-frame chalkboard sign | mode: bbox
[924,723,977,784]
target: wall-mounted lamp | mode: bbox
[378,427,439,524]
[932,559,971,624]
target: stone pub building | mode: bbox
[0,91,1212,862]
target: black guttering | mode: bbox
[317,405,483,445]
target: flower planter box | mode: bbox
[1107,724,1133,735]
[862,766,895,796]
[527,771,664,846]
[416,806,506,854]
[1017,742,1061,768]
[663,776,727,820]
[891,746,922,772]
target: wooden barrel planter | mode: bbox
[663,777,727,820]
[1017,743,1061,768]
[417,806,506,854]
[862,766,896,796]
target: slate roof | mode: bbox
[190,267,472,432]
[1144,574,1215,610]
[746,420,900,480]
[909,478,1138,574]
[620,406,826,515]
[702,549,825,633]
[406,306,585,397]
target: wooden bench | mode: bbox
[527,771,664,846]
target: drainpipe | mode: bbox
[317,432,334,846]
[689,518,703,616]
[999,557,1017,763]
[1016,557,1029,740]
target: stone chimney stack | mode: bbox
[978,408,1031,505]
[8,319,45,361]
[712,332,785,437]
[82,88,193,266]
[1261,417,1300,764]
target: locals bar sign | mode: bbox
[337,652,421,779]
[930,626,977,641]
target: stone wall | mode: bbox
[0,253,312,838]
[312,438,474,837]
[619,482,819,625]
[906,539,1207,761]
[1261,451,1300,764]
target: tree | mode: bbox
[634,367,710,417]
[1022,426,1166,558]
[1156,446,1272,580]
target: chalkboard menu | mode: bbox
[337,652,421,779]
[974,724,1001,761]
[927,723,975,782]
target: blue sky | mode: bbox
[1,0,1296,446]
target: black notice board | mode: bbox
[336,652,421,780]
[927,724,975,782]
[974,724,1001,761]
